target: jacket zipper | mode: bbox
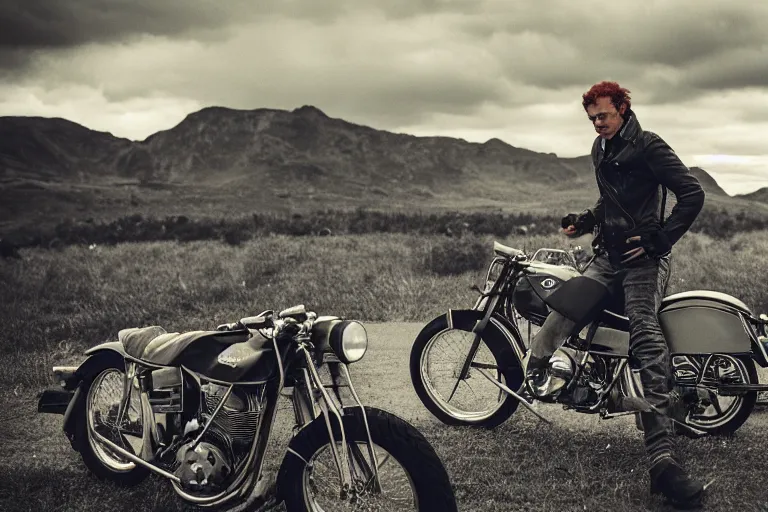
[597,161,637,230]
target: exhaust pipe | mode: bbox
[89,425,181,483]
[718,383,768,396]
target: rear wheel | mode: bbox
[277,406,457,512]
[75,358,150,486]
[674,354,758,436]
[409,311,524,428]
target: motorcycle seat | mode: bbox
[660,290,752,314]
[119,325,251,365]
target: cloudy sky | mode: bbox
[2,0,767,195]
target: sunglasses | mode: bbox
[587,111,619,123]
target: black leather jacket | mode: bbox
[584,109,705,259]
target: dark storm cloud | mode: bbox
[0,0,246,49]
[458,1,768,101]
[684,47,768,90]
[0,0,476,50]
[6,0,766,102]
[0,0,483,75]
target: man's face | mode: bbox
[586,96,626,139]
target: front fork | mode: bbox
[449,295,501,402]
[294,348,380,498]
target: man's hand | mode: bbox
[622,224,673,262]
[560,210,596,238]
[621,235,646,263]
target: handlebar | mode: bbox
[216,306,319,340]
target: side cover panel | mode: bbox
[580,300,753,357]
[659,302,751,355]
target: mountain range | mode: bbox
[1,105,765,230]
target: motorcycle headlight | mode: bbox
[330,320,368,364]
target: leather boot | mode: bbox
[649,457,705,509]
[524,353,549,388]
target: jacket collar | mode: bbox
[600,107,641,151]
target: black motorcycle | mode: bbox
[39,304,458,511]
[410,241,768,436]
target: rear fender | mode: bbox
[83,341,128,359]
[659,299,767,365]
[61,348,128,448]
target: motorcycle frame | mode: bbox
[84,323,380,509]
[86,338,284,508]
[463,248,768,421]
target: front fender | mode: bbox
[447,309,527,368]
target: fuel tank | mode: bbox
[174,331,279,382]
[512,262,580,325]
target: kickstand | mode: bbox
[476,368,551,424]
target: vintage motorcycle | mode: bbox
[410,241,768,436]
[39,304,458,511]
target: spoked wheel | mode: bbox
[674,354,758,436]
[304,440,416,511]
[409,311,523,428]
[277,407,457,512]
[76,359,149,485]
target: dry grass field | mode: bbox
[1,231,767,511]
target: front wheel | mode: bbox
[276,406,457,512]
[409,311,524,428]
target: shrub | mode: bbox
[421,236,489,276]
[6,204,767,251]
[223,229,248,246]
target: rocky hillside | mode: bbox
[737,187,768,203]
[1,106,587,191]
[0,117,133,182]
[689,167,728,196]
[0,105,762,230]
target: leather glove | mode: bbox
[625,223,672,258]
[561,209,596,237]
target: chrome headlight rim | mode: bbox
[329,320,368,364]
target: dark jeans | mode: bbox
[530,253,674,466]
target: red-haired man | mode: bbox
[525,81,706,508]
